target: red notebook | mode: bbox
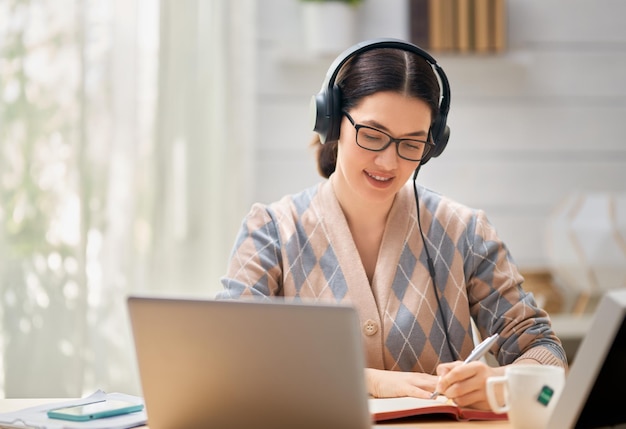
[369,397,507,422]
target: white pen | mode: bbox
[429,333,500,399]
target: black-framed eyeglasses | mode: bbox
[343,111,435,162]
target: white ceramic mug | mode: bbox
[486,365,565,429]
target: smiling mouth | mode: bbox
[366,171,393,182]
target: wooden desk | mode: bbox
[0,399,512,428]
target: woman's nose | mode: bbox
[374,143,399,168]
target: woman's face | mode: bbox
[334,91,432,210]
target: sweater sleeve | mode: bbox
[465,210,568,369]
[217,203,283,300]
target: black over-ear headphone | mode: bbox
[310,38,451,164]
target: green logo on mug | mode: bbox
[537,385,554,406]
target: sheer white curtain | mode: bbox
[149,0,255,298]
[0,0,255,398]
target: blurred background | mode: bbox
[1,0,625,399]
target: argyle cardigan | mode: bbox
[218,178,567,374]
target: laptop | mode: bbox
[547,289,626,429]
[127,296,373,429]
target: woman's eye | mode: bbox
[361,130,384,142]
[402,142,423,152]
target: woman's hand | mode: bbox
[433,361,502,410]
[365,368,439,399]
[435,359,539,410]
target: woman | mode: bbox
[217,39,567,410]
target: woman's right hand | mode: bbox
[365,368,439,399]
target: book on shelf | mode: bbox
[369,396,507,422]
[427,0,442,50]
[473,0,490,52]
[455,0,473,52]
[409,0,430,49]
[491,0,507,52]
[440,0,456,52]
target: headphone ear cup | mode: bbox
[311,84,342,144]
[311,90,329,144]
[432,125,450,158]
[323,84,343,144]
[422,120,450,164]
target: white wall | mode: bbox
[252,0,626,269]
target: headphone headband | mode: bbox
[310,38,451,164]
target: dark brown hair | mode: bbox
[313,48,441,178]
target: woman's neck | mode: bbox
[331,174,392,230]
[331,175,394,284]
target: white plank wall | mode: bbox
[252,0,626,269]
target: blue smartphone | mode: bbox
[47,399,144,422]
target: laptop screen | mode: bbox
[548,289,626,429]
[574,313,626,428]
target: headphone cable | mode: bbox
[412,167,458,361]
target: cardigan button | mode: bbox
[363,319,378,336]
